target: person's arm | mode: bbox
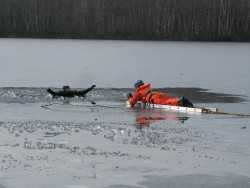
[47,88,70,98]
[47,88,60,98]
[75,85,96,97]
[129,92,143,107]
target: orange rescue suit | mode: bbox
[129,83,180,107]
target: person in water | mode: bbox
[127,80,193,107]
[47,85,96,98]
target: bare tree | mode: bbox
[0,0,249,41]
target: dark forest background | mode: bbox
[0,0,250,41]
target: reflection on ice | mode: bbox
[130,108,189,127]
[135,116,165,127]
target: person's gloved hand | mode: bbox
[47,88,52,93]
[127,93,133,99]
[91,85,96,89]
[47,88,57,98]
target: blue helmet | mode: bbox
[134,80,144,89]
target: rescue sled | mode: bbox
[126,101,218,114]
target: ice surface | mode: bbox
[0,39,250,188]
[0,39,250,95]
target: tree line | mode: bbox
[0,0,249,41]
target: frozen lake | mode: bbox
[0,39,250,188]
[1,39,250,95]
[1,38,250,114]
